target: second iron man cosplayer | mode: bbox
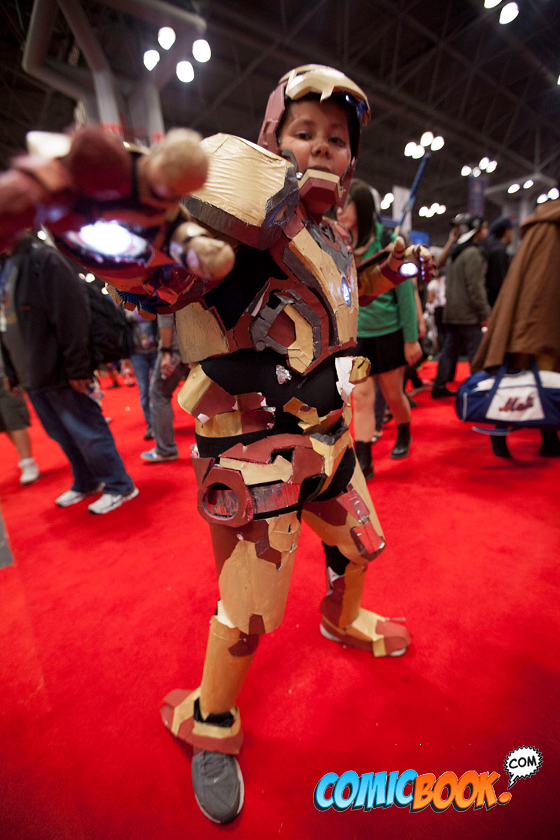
[0,65,432,824]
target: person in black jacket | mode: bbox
[0,233,138,515]
[483,216,513,307]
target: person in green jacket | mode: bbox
[338,179,422,477]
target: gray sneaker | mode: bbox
[191,750,244,824]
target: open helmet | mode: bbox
[258,64,370,208]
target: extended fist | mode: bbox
[0,126,208,248]
[387,237,433,282]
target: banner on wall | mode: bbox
[468,175,488,216]
[392,185,412,232]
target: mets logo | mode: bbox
[498,393,535,412]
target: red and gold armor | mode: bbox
[0,65,432,759]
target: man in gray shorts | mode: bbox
[0,346,40,486]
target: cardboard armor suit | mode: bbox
[0,66,432,757]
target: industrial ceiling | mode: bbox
[1,0,559,242]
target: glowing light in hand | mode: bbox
[77,221,147,258]
[399,262,419,277]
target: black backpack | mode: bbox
[84,282,135,367]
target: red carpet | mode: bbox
[1,362,558,840]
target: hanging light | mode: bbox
[461,165,472,177]
[430,203,440,212]
[523,179,534,189]
[437,204,446,214]
[383,192,394,204]
[419,206,428,217]
[158,27,176,50]
[85,273,96,282]
[499,2,519,24]
[536,194,548,204]
[420,131,434,147]
[472,167,481,178]
[507,183,520,194]
[411,144,425,159]
[143,49,160,71]
[486,160,497,173]
[404,142,416,157]
[430,135,444,151]
[176,60,195,83]
[192,39,211,63]
[548,187,560,200]
[479,157,490,170]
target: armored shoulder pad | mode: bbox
[185,134,299,250]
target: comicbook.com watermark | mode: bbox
[313,746,542,813]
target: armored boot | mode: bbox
[320,553,409,657]
[161,608,260,824]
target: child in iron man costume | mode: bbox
[0,65,432,824]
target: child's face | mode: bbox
[278,98,352,182]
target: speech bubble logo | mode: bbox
[504,746,543,789]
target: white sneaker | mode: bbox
[88,486,139,515]
[55,484,104,507]
[19,458,40,486]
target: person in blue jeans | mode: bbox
[140,313,189,463]
[1,233,138,515]
[128,310,158,440]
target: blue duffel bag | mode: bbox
[456,359,560,430]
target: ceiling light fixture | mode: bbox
[548,187,560,200]
[158,27,176,50]
[420,131,434,147]
[507,183,520,193]
[499,2,519,24]
[430,135,445,151]
[143,49,160,71]
[523,179,534,189]
[176,60,195,83]
[192,39,211,63]
[461,165,472,177]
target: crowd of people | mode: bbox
[0,62,558,827]
[0,204,522,504]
